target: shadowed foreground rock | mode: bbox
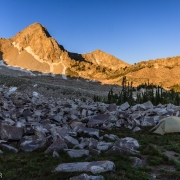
[65,149,89,158]
[1,83,180,179]
[45,138,67,154]
[0,123,23,140]
[20,139,46,152]
[54,160,115,174]
[130,157,143,167]
[70,173,104,180]
[0,143,18,153]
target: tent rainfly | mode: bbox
[149,116,180,135]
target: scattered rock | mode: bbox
[45,138,67,154]
[89,148,101,155]
[0,123,23,140]
[103,134,119,141]
[77,127,99,139]
[97,141,113,151]
[20,139,46,152]
[54,160,115,174]
[120,102,130,111]
[0,143,18,153]
[130,157,143,167]
[70,173,104,180]
[107,103,117,112]
[132,127,141,132]
[64,135,79,146]
[88,114,110,127]
[114,137,140,154]
[143,101,154,109]
[53,150,60,158]
[65,149,89,158]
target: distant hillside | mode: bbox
[82,49,129,69]
[0,22,180,89]
[121,56,180,89]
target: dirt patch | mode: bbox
[148,165,176,180]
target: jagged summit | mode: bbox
[13,22,51,38]
[11,22,66,63]
[12,22,54,47]
[82,49,130,68]
[0,22,71,74]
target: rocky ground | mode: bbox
[1,68,180,179]
[0,64,122,101]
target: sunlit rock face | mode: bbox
[0,23,69,75]
[0,22,129,84]
[82,49,129,69]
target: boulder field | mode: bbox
[0,85,179,179]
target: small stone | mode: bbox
[89,148,101,155]
[103,134,119,141]
[143,101,153,109]
[0,123,24,140]
[130,157,143,167]
[52,114,63,123]
[70,173,104,180]
[77,127,99,139]
[4,118,15,126]
[106,145,131,155]
[97,141,113,151]
[114,137,140,154]
[81,109,87,118]
[0,143,18,153]
[120,102,130,111]
[70,121,84,129]
[150,173,156,179]
[89,138,98,149]
[45,138,67,154]
[132,127,141,132]
[64,135,79,146]
[88,114,110,128]
[20,139,46,152]
[107,104,117,112]
[53,150,60,157]
[65,149,89,158]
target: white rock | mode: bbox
[53,151,60,157]
[33,92,39,97]
[65,149,89,158]
[9,87,17,92]
[70,173,104,180]
[54,161,115,174]
[120,102,130,111]
[132,127,141,132]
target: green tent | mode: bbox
[149,116,180,135]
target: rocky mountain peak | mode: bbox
[12,22,51,40]
[82,49,130,69]
[0,22,130,80]
[10,22,66,64]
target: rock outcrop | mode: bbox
[1,84,180,178]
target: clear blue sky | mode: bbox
[1,0,180,64]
